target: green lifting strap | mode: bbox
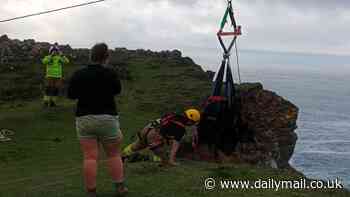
[220,7,230,30]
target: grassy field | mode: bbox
[0,55,349,196]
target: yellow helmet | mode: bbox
[185,109,201,123]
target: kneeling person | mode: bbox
[123,109,201,166]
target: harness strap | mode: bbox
[171,120,186,128]
[161,114,186,128]
[208,96,226,103]
[220,7,230,30]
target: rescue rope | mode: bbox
[0,0,107,23]
[235,40,241,84]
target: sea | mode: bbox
[191,49,350,188]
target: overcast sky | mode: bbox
[1,0,350,70]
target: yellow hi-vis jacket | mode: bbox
[42,55,69,78]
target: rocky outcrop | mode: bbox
[237,83,298,168]
[180,83,299,169]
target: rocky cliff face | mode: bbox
[237,83,298,168]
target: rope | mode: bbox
[0,0,107,23]
[235,41,242,84]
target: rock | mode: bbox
[30,44,43,57]
[181,57,195,65]
[0,35,10,43]
[23,39,35,48]
[237,83,299,168]
[170,49,182,58]
[158,49,182,59]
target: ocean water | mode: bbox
[238,64,350,188]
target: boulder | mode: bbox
[170,49,182,58]
[0,35,10,43]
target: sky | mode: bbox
[1,0,350,70]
